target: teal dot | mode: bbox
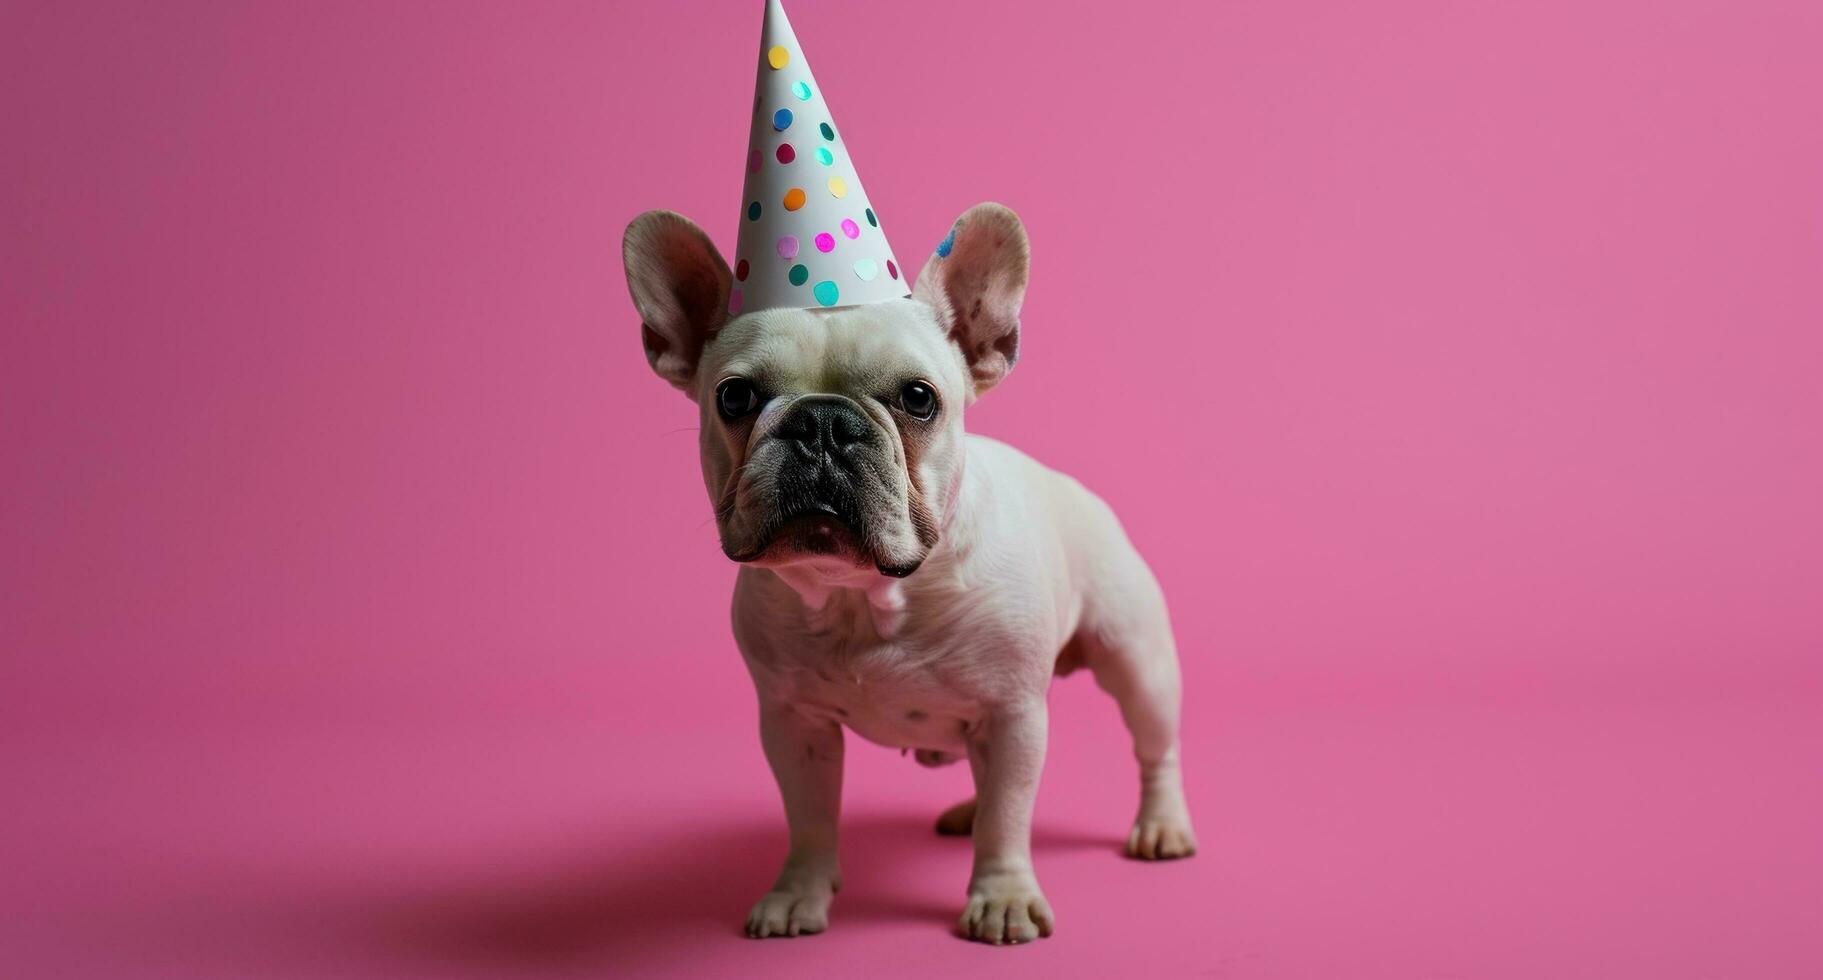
[815,146,834,166]
[813,280,840,306]
[792,81,812,101]
[819,122,835,141]
[747,201,761,221]
[788,264,809,286]
[865,208,877,227]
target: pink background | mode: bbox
[4,1,1821,977]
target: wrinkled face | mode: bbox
[695,298,968,578]
[624,203,1028,583]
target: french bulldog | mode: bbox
[622,202,1196,945]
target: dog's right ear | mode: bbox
[623,210,733,397]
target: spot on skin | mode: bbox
[906,709,928,722]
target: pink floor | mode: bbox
[6,1,1822,977]
[6,680,1820,977]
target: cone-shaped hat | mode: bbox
[730,0,910,316]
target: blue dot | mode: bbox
[813,280,840,306]
[773,108,793,131]
[747,201,762,221]
[936,227,956,257]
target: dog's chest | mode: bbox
[739,572,1051,752]
[773,642,979,751]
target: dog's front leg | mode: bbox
[745,700,845,938]
[960,699,1055,944]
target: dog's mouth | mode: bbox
[723,486,921,577]
[720,458,926,578]
[773,506,862,557]
[724,483,868,563]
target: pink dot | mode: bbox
[840,219,860,239]
[777,236,799,259]
[735,259,749,281]
[776,143,795,164]
[815,233,835,253]
[747,149,762,174]
[887,259,899,280]
[728,288,743,315]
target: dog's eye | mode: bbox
[899,381,938,421]
[716,378,760,420]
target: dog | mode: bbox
[622,202,1196,944]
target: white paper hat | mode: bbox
[729,0,911,316]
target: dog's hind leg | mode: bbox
[1078,552,1198,860]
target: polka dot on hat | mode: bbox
[783,187,806,211]
[853,259,878,281]
[827,176,847,198]
[735,259,749,281]
[767,45,789,69]
[840,219,860,239]
[788,264,809,286]
[772,108,792,131]
[777,235,799,259]
[776,143,795,164]
[813,280,840,306]
[815,233,835,253]
[815,147,834,166]
[728,288,743,315]
[793,81,812,101]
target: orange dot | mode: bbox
[783,187,807,211]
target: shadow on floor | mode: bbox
[317,810,1123,974]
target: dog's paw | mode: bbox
[934,797,976,836]
[744,866,839,939]
[958,872,1054,945]
[1125,808,1199,860]
[914,748,961,768]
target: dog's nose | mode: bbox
[776,398,872,462]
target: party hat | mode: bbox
[729,0,910,316]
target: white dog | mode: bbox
[623,203,1196,945]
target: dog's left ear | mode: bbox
[912,203,1030,398]
[623,210,733,398]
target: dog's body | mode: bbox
[624,203,1195,944]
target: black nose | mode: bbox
[776,397,873,463]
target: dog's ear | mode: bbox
[912,203,1030,398]
[623,210,733,397]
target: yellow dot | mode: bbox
[767,46,790,70]
[783,187,807,211]
[827,176,848,198]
